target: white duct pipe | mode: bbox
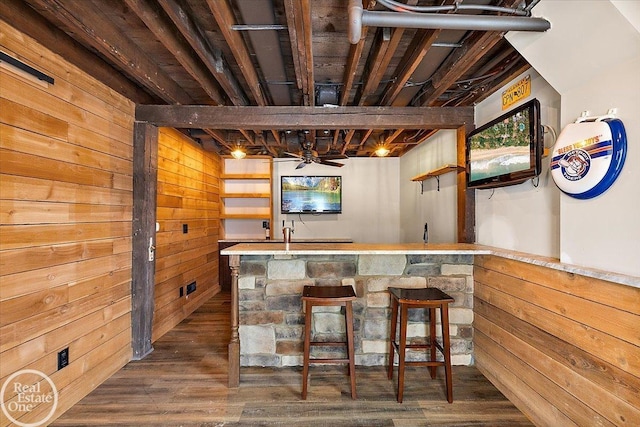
[348,3,551,45]
[348,0,364,44]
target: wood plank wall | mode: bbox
[153,128,221,341]
[0,21,134,425]
[474,255,640,426]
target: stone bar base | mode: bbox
[236,253,474,367]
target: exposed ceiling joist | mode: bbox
[207,0,266,106]
[9,0,542,158]
[125,0,225,105]
[26,0,194,104]
[284,0,313,106]
[157,0,248,105]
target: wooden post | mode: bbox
[131,122,158,359]
[457,125,475,243]
[228,254,241,387]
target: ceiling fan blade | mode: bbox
[319,159,345,167]
[283,152,302,159]
[320,154,348,160]
[295,162,307,169]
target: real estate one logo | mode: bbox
[1,369,58,427]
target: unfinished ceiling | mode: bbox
[1,0,546,158]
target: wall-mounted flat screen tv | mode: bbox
[466,98,543,189]
[281,176,342,214]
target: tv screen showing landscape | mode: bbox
[281,176,342,214]
[467,99,540,188]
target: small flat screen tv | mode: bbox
[281,176,342,214]
[466,98,543,189]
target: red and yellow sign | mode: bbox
[502,75,531,110]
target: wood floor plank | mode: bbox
[51,292,533,426]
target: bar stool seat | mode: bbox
[301,285,357,400]
[387,287,455,403]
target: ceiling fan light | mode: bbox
[231,147,246,159]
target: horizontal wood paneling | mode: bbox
[0,222,131,251]
[0,21,134,426]
[153,127,221,342]
[474,255,640,427]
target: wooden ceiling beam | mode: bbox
[417,31,503,106]
[336,1,376,154]
[357,0,419,106]
[414,129,438,145]
[340,0,376,106]
[157,0,248,106]
[385,128,404,144]
[206,0,265,106]
[379,28,441,106]
[284,0,313,106]
[204,129,230,148]
[340,129,357,155]
[340,36,366,106]
[136,105,474,130]
[358,129,374,149]
[459,56,530,107]
[208,0,285,149]
[0,0,155,104]
[26,0,193,104]
[355,27,392,106]
[125,0,225,105]
[416,0,524,106]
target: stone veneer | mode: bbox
[237,253,474,367]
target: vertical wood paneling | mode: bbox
[473,255,640,427]
[153,128,220,341]
[0,20,134,426]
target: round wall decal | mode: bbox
[551,118,626,199]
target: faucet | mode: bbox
[282,220,295,246]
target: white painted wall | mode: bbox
[508,0,640,276]
[265,0,639,277]
[399,130,459,243]
[272,157,401,243]
[473,69,561,257]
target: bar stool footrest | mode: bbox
[307,358,350,364]
[309,342,347,347]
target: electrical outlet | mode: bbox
[182,223,188,234]
[179,287,184,297]
[262,221,269,229]
[186,281,196,295]
[58,347,69,370]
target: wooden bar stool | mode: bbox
[301,285,357,400]
[387,287,455,403]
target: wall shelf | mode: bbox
[411,164,464,192]
[220,192,271,199]
[411,164,463,182]
[221,173,271,180]
[220,213,271,220]
[219,156,273,239]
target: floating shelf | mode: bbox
[220,173,271,180]
[220,192,271,198]
[220,213,271,220]
[411,164,464,182]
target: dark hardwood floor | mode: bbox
[52,292,534,426]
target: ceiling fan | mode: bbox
[279,140,348,169]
